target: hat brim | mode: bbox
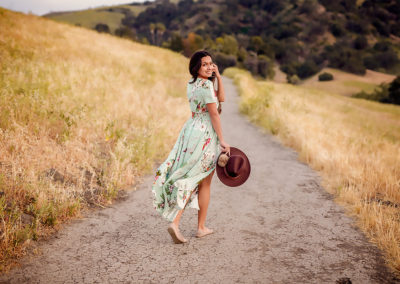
[216,147,251,187]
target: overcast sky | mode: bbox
[0,0,149,16]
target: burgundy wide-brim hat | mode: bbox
[216,147,251,187]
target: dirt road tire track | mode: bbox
[1,76,398,283]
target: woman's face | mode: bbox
[197,56,213,79]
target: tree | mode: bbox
[387,76,400,105]
[297,60,320,79]
[168,32,183,52]
[221,35,238,56]
[249,36,263,53]
[354,36,368,50]
[155,22,166,46]
[182,32,204,57]
[214,52,237,72]
[149,22,166,46]
[257,55,275,79]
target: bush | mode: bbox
[354,36,368,50]
[243,52,258,75]
[287,74,300,85]
[168,32,183,52]
[386,76,400,105]
[115,26,136,40]
[297,60,320,79]
[318,72,334,81]
[353,83,389,102]
[95,23,110,33]
[214,52,237,72]
[257,55,275,79]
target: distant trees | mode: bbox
[213,53,237,73]
[106,0,400,80]
[182,32,204,57]
[149,23,166,46]
[323,43,366,75]
[167,32,184,52]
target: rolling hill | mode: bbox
[0,7,189,270]
[45,0,400,82]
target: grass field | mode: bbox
[224,67,400,274]
[0,8,189,270]
[301,67,396,97]
[45,4,150,33]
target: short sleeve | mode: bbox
[199,79,217,105]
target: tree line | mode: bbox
[94,0,400,82]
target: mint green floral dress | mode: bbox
[152,77,221,222]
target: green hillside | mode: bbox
[45,0,400,83]
[45,3,151,33]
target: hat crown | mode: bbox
[216,147,251,187]
[225,156,244,177]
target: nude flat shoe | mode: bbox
[196,228,214,238]
[167,223,187,244]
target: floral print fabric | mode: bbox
[152,77,221,222]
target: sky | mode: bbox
[0,0,149,16]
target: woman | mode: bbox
[152,50,230,244]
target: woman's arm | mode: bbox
[206,102,230,153]
[212,64,225,102]
[215,75,225,102]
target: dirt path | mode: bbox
[1,77,398,284]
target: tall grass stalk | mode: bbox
[224,67,400,274]
[0,8,190,270]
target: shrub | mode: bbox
[214,52,237,72]
[168,32,183,52]
[354,36,368,50]
[287,74,300,85]
[353,83,389,102]
[257,55,275,79]
[115,26,136,40]
[318,72,334,81]
[95,23,110,33]
[297,60,320,79]
[386,76,400,105]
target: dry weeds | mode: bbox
[225,67,400,274]
[0,8,190,270]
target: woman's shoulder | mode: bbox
[197,78,213,89]
[187,78,213,93]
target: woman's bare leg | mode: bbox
[172,209,184,227]
[197,169,215,230]
[172,189,195,227]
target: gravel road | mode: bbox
[1,76,398,284]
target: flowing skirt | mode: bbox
[152,112,221,222]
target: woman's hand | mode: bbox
[220,140,230,155]
[212,63,221,78]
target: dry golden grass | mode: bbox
[224,67,400,274]
[0,8,190,270]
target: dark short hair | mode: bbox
[189,50,212,84]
